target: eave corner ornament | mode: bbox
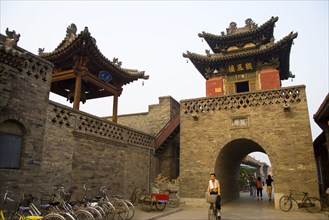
[0,28,26,57]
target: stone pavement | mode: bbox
[133,192,329,220]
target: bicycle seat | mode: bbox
[19,206,30,212]
[113,195,123,199]
[39,204,51,209]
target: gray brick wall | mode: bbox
[179,86,318,208]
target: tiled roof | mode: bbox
[183,32,298,80]
[198,16,279,52]
[40,26,148,83]
[314,93,329,126]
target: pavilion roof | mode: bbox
[198,16,278,53]
[183,32,298,80]
[39,25,149,86]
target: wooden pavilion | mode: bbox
[39,24,148,122]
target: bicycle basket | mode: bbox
[206,193,217,204]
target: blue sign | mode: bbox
[99,71,112,83]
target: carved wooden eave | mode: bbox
[198,16,279,53]
[183,32,297,80]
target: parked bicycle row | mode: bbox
[0,183,181,220]
[0,184,136,220]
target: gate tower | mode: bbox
[181,17,318,209]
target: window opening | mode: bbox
[236,81,249,93]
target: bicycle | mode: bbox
[206,193,220,220]
[279,189,322,213]
[99,186,129,220]
[141,193,168,212]
[11,192,65,220]
[1,189,19,220]
[167,190,180,208]
[128,187,147,206]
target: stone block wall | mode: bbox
[179,85,318,209]
[106,96,180,136]
[42,102,155,198]
[0,41,54,191]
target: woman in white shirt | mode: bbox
[207,173,221,217]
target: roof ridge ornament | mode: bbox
[66,23,77,37]
[4,28,20,48]
[0,28,26,57]
[112,57,122,67]
[245,18,258,29]
[226,22,237,34]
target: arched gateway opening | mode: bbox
[215,138,268,203]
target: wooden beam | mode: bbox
[73,75,82,110]
[112,94,118,123]
[86,74,119,95]
[53,69,75,76]
[52,69,76,82]
[52,74,76,82]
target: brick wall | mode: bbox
[0,43,53,191]
[180,86,318,209]
[106,96,180,136]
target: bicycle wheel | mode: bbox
[113,200,129,220]
[168,194,180,208]
[99,201,115,220]
[43,213,66,220]
[59,212,76,220]
[155,201,166,211]
[128,194,137,206]
[141,196,153,212]
[124,200,135,220]
[75,209,95,220]
[84,207,103,220]
[93,205,106,219]
[305,197,322,213]
[279,196,292,212]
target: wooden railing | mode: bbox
[154,111,180,149]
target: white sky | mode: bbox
[1,1,328,166]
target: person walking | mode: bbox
[266,175,274,201]
[207,173,221,219]
[249,176,256,197]
[256,176,263,200]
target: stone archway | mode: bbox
[179,86,319,209]
[215,138,266,203]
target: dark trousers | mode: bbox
[210,192,221,210]
[257,188,262,197]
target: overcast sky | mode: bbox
[1,1,328,166]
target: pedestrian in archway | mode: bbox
[266,175,274,201]
[207,173,221,218]
[249,176,256,197]
[256,176,263,200]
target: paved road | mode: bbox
[133,192,329,220]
